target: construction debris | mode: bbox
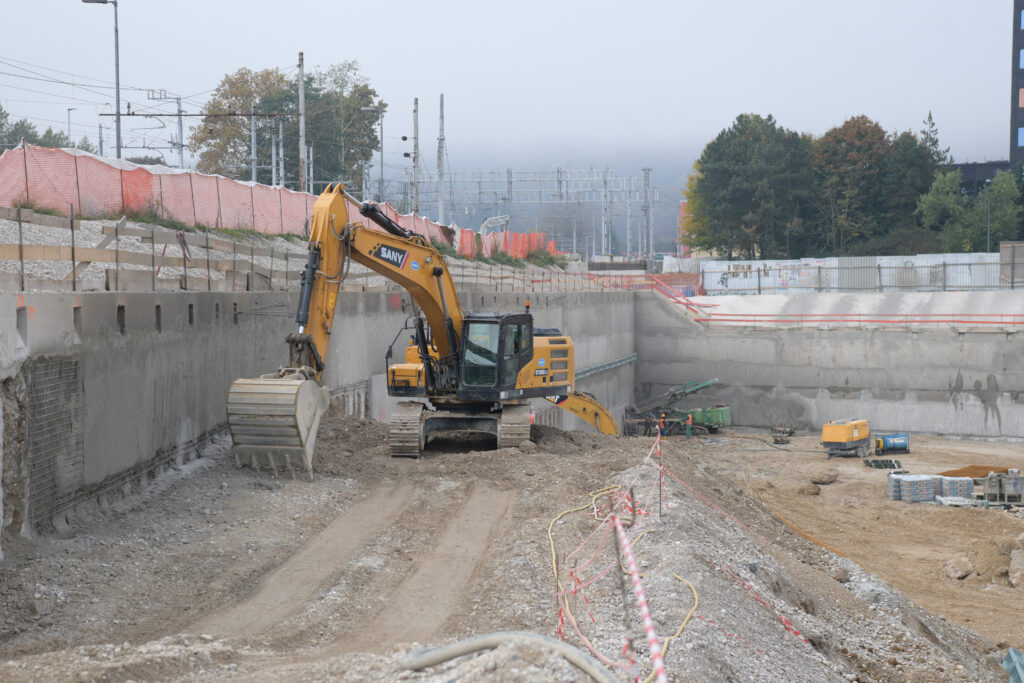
[771,426,795,444]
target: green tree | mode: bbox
[76,136,98,154]
[126,155,166,166]
[37,128,72,148]
[968,171,1022,251]
[683,114,815,259]
[0,104,9,146]
[6,119,40,146]
[914,169,1020,252]
[916,169,969,242]
[919,111,951,167]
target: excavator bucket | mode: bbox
[227,376,329,478]
[545,392,621,436]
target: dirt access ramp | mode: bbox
[0,414,1011,681]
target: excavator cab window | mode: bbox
[462,321,500,386]
[500,320,533,388]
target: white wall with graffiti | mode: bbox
[699,252,1006,295]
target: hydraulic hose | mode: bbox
[400,631,618,683]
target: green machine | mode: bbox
[623,379,731,436]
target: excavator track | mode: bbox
[498,404,532,448]
[390,401,425,458]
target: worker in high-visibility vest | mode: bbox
[659,414,667,437]
[685,412,693,438]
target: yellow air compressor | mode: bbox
[821,418,870,458]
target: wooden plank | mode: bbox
[99,226,274,257]
[62,216,127,280]
[0,241,306,281]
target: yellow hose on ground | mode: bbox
[547,485,623,669]
[641,574,699,683]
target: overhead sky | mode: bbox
[0,0,1012,198]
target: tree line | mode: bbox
[0,105,97,153]
[683,113,1024,258]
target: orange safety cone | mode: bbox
[529,408,536,424]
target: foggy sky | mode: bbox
[0,1,1012,198]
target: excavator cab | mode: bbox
[458,313,533,400]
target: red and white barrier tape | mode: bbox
[611,512,668,683]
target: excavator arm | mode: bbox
[296,184,465,381]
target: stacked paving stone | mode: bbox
[888,474,939,503]
[939,476,975,498]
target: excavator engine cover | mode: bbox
[227,375,329,478]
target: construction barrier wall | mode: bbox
[0,144,557,259]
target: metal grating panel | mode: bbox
[25,357,84,532]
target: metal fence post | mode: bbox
[114,218,120,291]
[206,231,211,291]
[69,205,76,293]
[17,208,25,292]
[1013,245,1017,290]
[942,262,946,292]
[877,264,883,292]
[151,228,156,291]
[757,268,761,295]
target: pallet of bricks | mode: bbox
[887,474,974,503]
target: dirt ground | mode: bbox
[0,411,1018,681]
[706,432,1024,647]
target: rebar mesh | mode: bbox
[25,356,84,532]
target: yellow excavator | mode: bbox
[227,184,619,475]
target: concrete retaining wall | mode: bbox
[636,290,1024,438]
[1,288,635,554]
[0,291,296,552]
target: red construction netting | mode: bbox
[0,147,27,208]
[456,228,476,258]
[75,153,123,217]
[0,144,562,256]
[24,145,80,214]
[157,172,196,225]
[252,183,281,233]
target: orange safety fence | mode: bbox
[0,144,559,260]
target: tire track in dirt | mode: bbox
[341,484,517,653]
[195,486,414,638]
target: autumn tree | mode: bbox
[812,116,890,253]
[189,61,382,192]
